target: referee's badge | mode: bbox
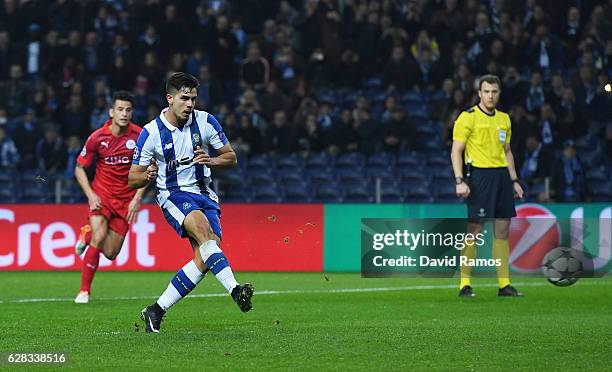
[498,129,507,144]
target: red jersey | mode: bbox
[77,120,142,200]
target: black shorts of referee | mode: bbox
[466,166,516,221]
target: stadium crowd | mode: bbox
[0,0,611,202]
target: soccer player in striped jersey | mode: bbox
[129,72,253,333]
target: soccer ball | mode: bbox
[541,247,582,287]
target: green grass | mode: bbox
[0,272,611,371]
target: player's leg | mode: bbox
[493,220,522,297]
[99,213,130,260]
[493,218,511,288]
[76,215,108,303]
[460,168,492,296]
[153,231,210,315]
[74,224,92,255]
[188,206,253,312]
[156,209,252,311]
[99,230,126,260]
[494,170,522,296]
[459,221,482,297]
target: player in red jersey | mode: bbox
[73,91,152,303]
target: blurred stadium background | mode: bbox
[1,1,611,370]
[0,0,610,204]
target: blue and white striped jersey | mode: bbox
[132,108,228,197]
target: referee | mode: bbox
[451,74,524,298]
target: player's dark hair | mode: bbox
[166,72,200,94]
[478,74,501,90]
[111,91,134,106]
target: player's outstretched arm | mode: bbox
[193,143,237,169]
[128,159,158,189]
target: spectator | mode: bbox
[89,96,108,132]
[431,79,455,121]
[259,81,289,121]
[383,109,415,153]
[185,47,209,78]
[13,108,40,169]
[0,65,30,118]
[442,89,467,148]
[516,133,554,188]
[108,55,133,91]
[140,51,165,95]
[265,110,295,154]
[36,124,67,175]
[331,108,358,153]
[525,71,546,113]
[0,126,19,169]
[606,122,612,161]
[240,42,270,89]
[296,113,322,155]
[64,135,82,178]
[538,103,560,147]
[0,31,14,80]
[208,15,238,81]
[235,114,262,155]
[336,47,362,88]
[136,24,162,60]
[196,65,224,111]
[353,109,377,155]
[61,94,86,138]
[82,32,106,76]
[383,46,419,92]
[553,140,589,202]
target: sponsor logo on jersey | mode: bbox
[104,156,131,165]
[164,143,173,150]
[101,141,109,148]
[126,139,136,149]
[80,146,87,157]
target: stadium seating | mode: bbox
[276,153,304,170]
[21,183,52,203]
[252,184,282,202]
[344,183,374,203]
[306,168,335,185]
[314,184,342,203]
[283,183,311,202]
[380,182,403,203]
[367,152,396,168]
[589,181,612,202]
[0,183,18,203]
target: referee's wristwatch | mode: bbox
[511,178,521,184]
[455,177,465,185]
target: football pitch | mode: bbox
[1,272,611,371]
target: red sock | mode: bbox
[84,229,92,245]
[80,245,101,293]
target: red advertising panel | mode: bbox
[0,204,323,272]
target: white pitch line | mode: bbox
[1,280,609,304]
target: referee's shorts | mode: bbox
[466,167,516,221]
